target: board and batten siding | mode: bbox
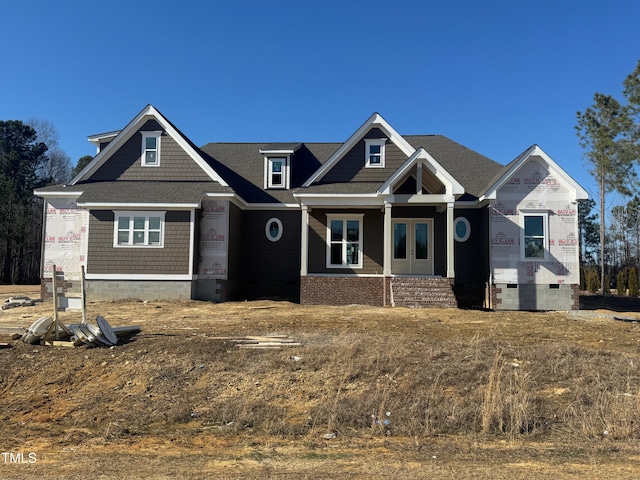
[89,120,212,182]
[307,209,383,275]
[240,210,301,281]
[87,210,192,275]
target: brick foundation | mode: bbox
[301,276,385,306]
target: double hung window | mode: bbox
[365,139,386,168]
[327,214,363,268]
[141,132,161,166]
[522,213,548,260]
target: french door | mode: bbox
[391,219,433,275]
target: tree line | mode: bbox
[0,119,91,284]
[577,60,640,295]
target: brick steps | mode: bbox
[390,277,457,308]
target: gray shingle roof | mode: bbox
[200,142,341,204]
[37,181,232,205]
[404,135,504,199]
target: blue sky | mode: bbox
[2,0,639,210]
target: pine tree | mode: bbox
[629,267,639,298]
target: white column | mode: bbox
[300,205,309,276]
[447,202,455,278]
[383,202,392,276]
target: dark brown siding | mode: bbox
[454,208,489,285]
[87,210,192,274]
[241,210,301,281]
[89,120,212,182]
[320,128,409,184]
[307,208,383,274]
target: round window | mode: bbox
[454,217,470,242]
[265,218,283,242]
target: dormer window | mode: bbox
[141,131,162,166]
[261,148,294,189]
[365,139,386,168]
[269,158,286,188]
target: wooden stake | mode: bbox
[81,265,87,324]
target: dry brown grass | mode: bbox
[2,287,640,478]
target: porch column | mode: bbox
[447,201,455,278]
[383,202,392,276]
[300,205,309,276]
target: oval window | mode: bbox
[265,218,283,242]
[454,217,470,242]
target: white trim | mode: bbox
[300,206,309,276]
[140,131,161,166]
[454,217,471,242]
[265,156,289,189]
[326,213,364,269]
[294,193,383,207]
[378,147,464,196]
[386,193,456,204]
[265,217,283,242]
[259,148,295,155]
[85,273,194,280]
[520,211,549,261]
[72,105,229,186]
[383,203,392,276]
[189,209,195,276]
[303,113,416,187]
[113,211,166,248]
[446,203,455,278]
[79,202,200,209]
[33,190,83,198]
[365,138,386,168]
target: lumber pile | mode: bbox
[211,334,300,349]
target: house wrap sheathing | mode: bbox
[487,146,583,310]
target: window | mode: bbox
[265,218,283,242]
[365,139,386,168]
[454,217,471,242]
[114,211,165,247]
[141,132,161,166]
[268,158,285,187]
[326,214,363,268]
[266,157,288,188]
[521,213,548,260]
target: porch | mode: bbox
[300,275,457,308]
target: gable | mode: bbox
[303,113,415,187]
[483,145,588,202]
[318,128,411,184]
[87,119,213,182]
[72,105,228,187]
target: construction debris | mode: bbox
[2,295,36,310]
[17,315,140,348]
[210,334,300,349]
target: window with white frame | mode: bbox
[268,157,286,188]
[521,212,548,260]
[114,211,165,247]
[141,132,161,166]
[326,214,363,268]
[365,139,386,168]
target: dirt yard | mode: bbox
[2,286,640,479]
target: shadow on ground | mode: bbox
[580,293,640,312]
